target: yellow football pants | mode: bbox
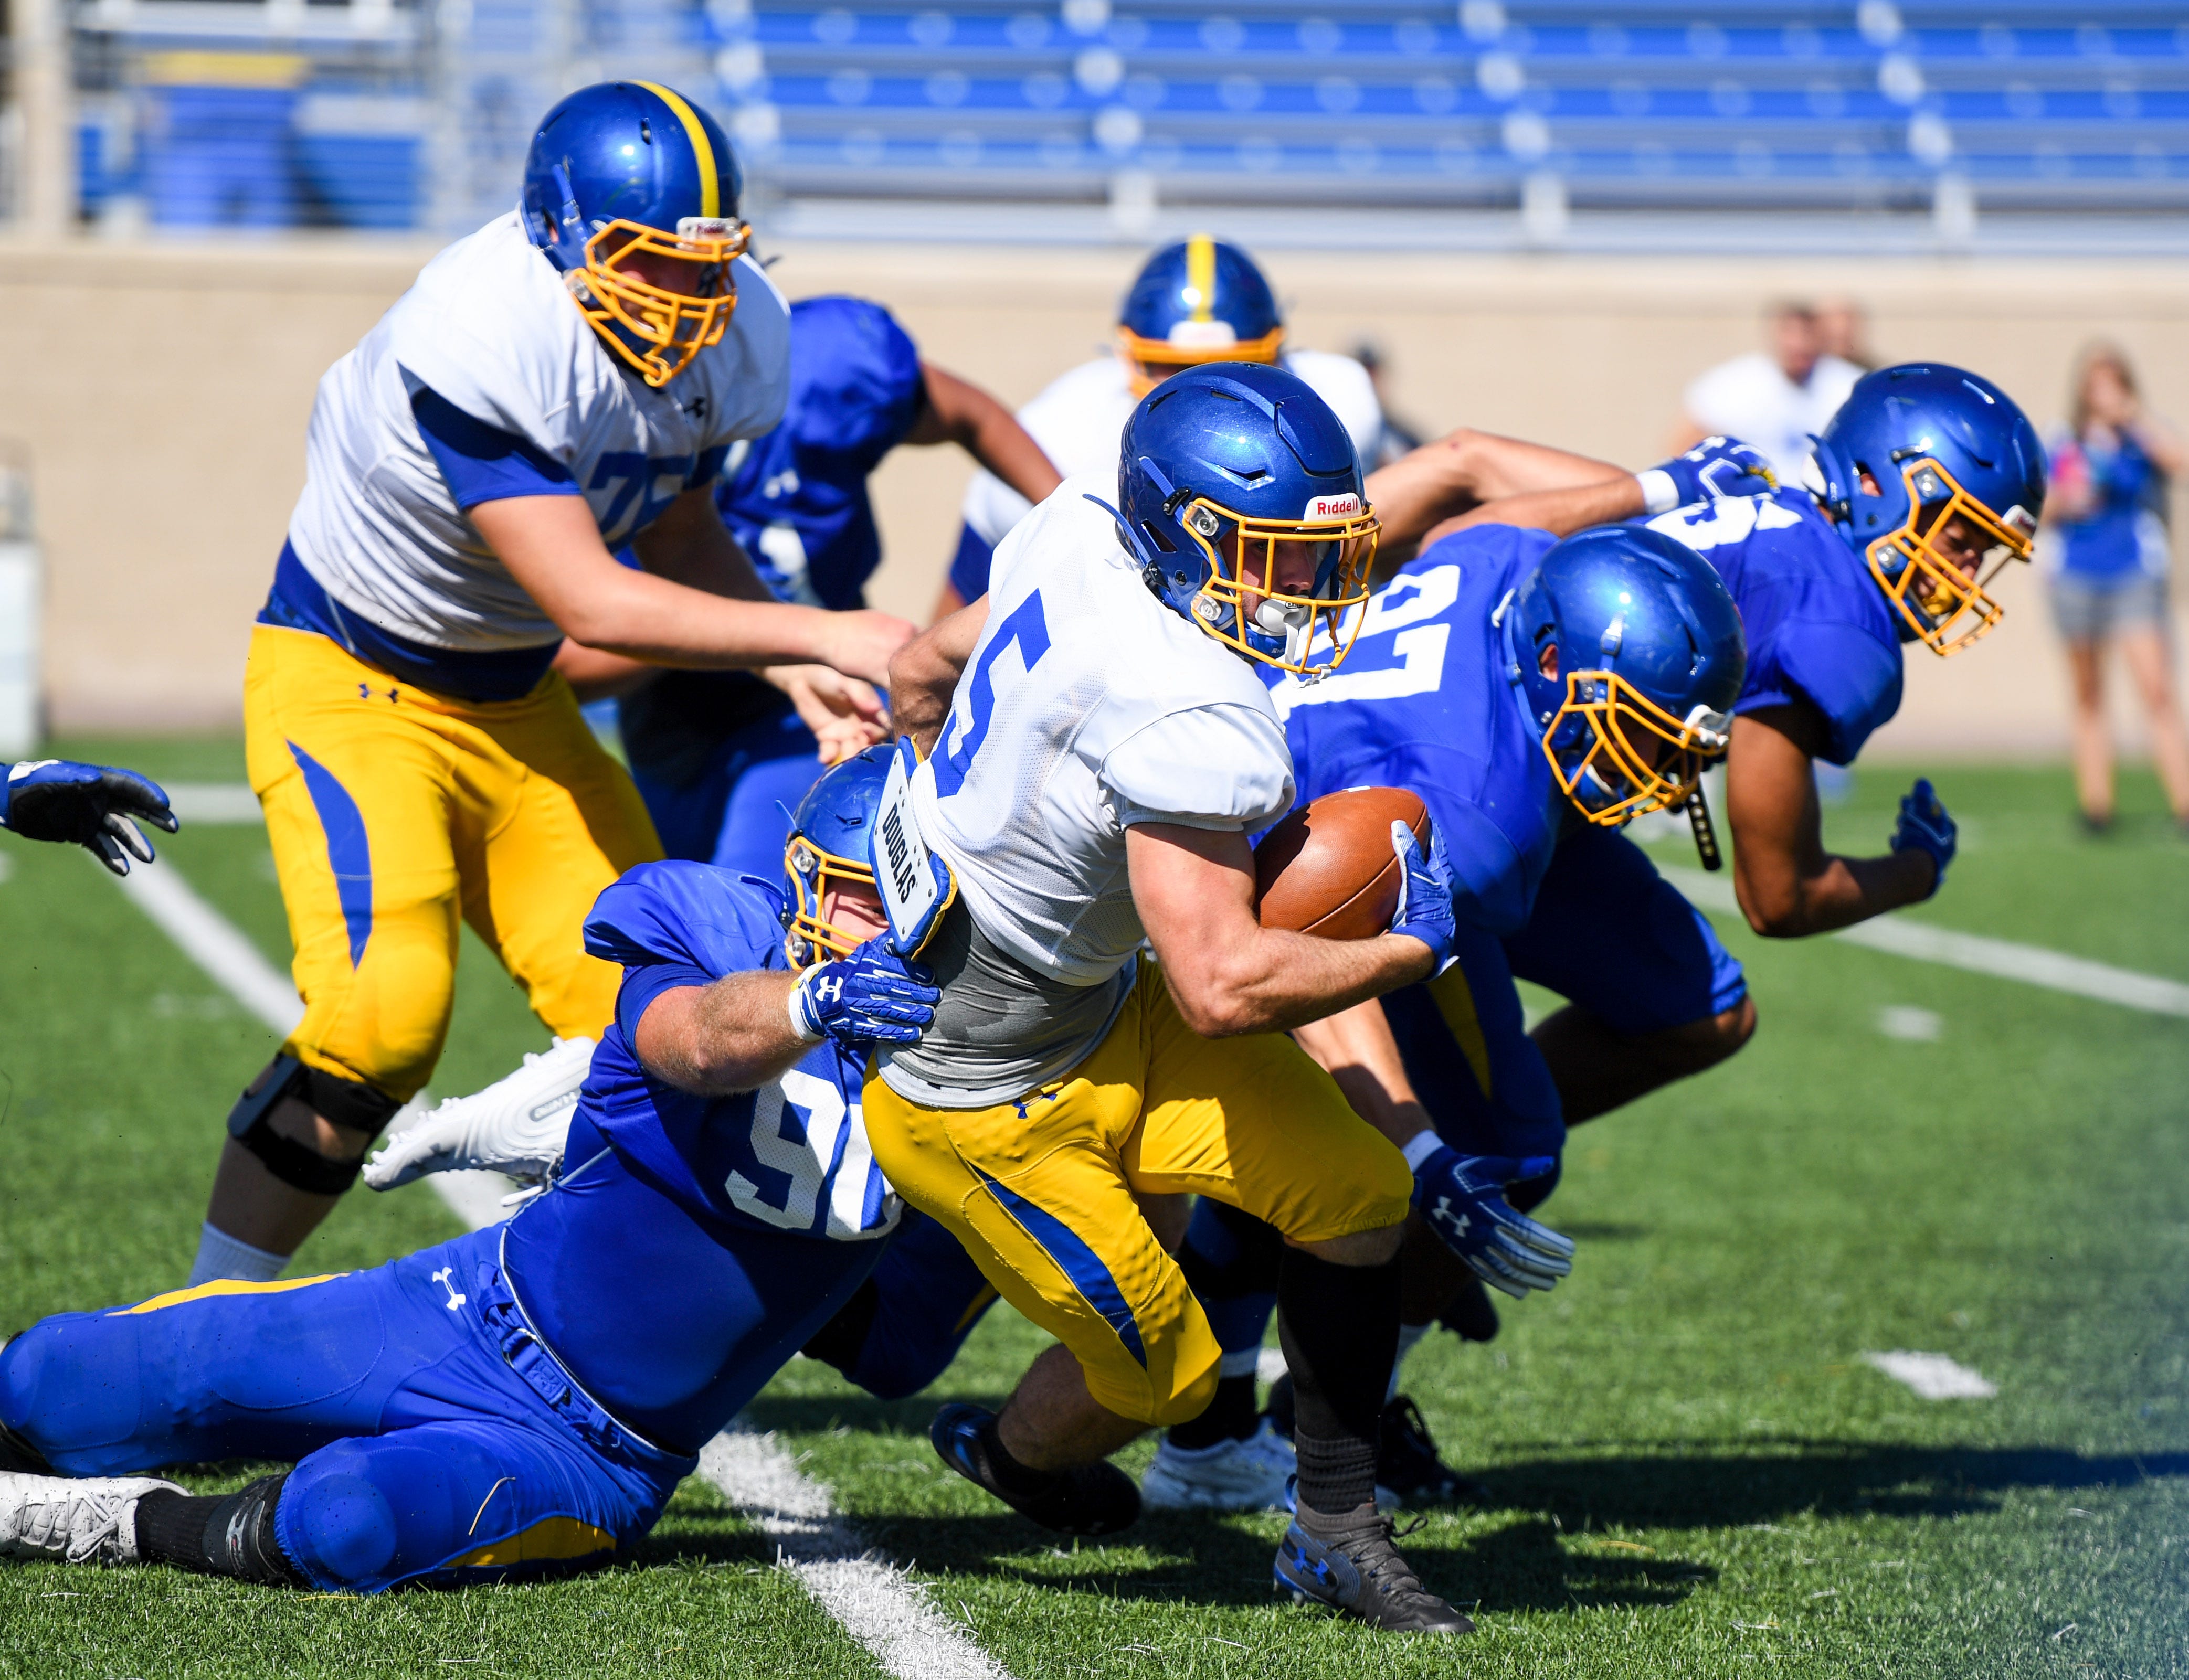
[861,963,1414,1426]
[242,624,662,1103]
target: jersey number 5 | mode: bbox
[932,592,1052,799]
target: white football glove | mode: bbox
[363,1036,595,1192]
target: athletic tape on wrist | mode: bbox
[788,964,827,1043]
[1636,469,1680,516]
[1400,1130,1444,1173]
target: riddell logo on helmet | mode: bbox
[1303,493,1363,522]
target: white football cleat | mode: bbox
[0,1472,181,1564]
[1141,1419,1297,1512]
[364,1036,595,1191]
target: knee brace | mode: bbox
[227,1057,404,1195]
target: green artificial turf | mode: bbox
[1,742,2184,1677]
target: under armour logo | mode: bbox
[1430,1196,1471,1242]
[683,396,709,420]
[431,1266,467,1311]
[814,974,844,1006]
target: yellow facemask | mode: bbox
[1119,325,1288,399]
[1540,672,1733,827]
[1170,493,1379,675]
[1866,456,2039,657]
[566,215,749,388]
[782,830,876,965]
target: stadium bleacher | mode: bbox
[57,0,2189,232]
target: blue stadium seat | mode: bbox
[710,1,2189,212]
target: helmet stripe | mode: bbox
[1186,233,1215,322]
[634,80,721,219]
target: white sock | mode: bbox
[1386,1322,1432,1405]
[186,1222,289,1287]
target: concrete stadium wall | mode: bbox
[5,232,2188,753]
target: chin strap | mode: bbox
[1686,783,1723,871]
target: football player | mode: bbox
[186,83,917,1290]
[935,236,1383,614]
[364,750,1006,1409]
[0,753,938,1594]
[1147,517,1748,1514]
[0,759,176,875]
[1373,365,2044,1130]
[870,363,1473,1635]
[555,294,1063,872]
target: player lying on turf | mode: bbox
[1153,520,1748,1513]
[187,81,918,1293]
[937,236,1382,614]
[364,750,1005,1408]
[0,754,940,1593]
[0,759,177,875]
[864,363,1477,1635]
[1369,364,2045,1130]
[554,293,1064,873]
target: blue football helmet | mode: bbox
[1117,236,1285,396]
[1507,525,1747,827]
[1809,363,2046,655]
[782,745,891,964]
[1109,363,1378,675]
[522,81,748,388]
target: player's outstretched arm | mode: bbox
[475,492,913,686]
[906,364,1064,509]
[1727,703,1943,938]
[889,596,990,756]
[1365,428,1627,554]
[1127,822,1436,1038]
[636,944,938,1095]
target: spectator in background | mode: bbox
[1675,301,1863,480]
[1817,296,1877,371]
[2046,342,2189,835]
[1351,339,1426,467]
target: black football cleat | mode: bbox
[1379,1395,1489,1507]
[929,1403,1141,1536]
[1274,1502,1474,1634]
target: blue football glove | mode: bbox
[0,759,178,876]
[1889,776,1957,900]
[789,938,941,1048]
[1413,1146,1576,1299]
[1651,436,1780,505]
[1388,820,1458,974]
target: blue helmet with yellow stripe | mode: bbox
[522,81,748,388]
[1117,236,1285,396]
[782,744,891,965]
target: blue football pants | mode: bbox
[1504,825,1747,1035]
[0,1227,692,1593]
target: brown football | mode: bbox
[1253,786,1433,940]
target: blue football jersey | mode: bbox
[574,860,900,1242]
[1269,525,1565,937]
[716,295,925,611]
[1644,488,1902,766]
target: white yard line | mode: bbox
[699,1430,1014,1680]
[111,854,1016,1679]
[1660,866,2189,1019]
[1862,1351,1998,1400]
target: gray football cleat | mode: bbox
[1274,1501,1474,1634]
[0,1472,182,1565]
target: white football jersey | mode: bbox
[287,212,791,652]
[959,348,1384,550]
[907,472,1296,987]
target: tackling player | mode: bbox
[556,294,1062,871]
[0,759,176,874]
[1149,519,1748,1513]
[186,82,916,1290]
[872,363,1472,1635]
[1380,365,2044,1127]
[0,754,939,1594]
[936,237,1383,613]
